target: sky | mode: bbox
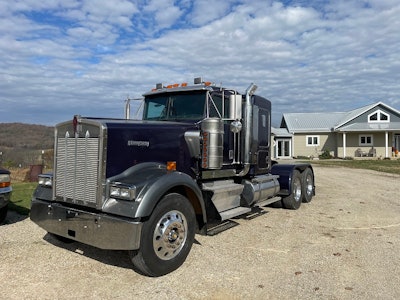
[1,0,399,126]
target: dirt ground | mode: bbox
[1,165,399,300]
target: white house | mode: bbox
[273,102,400,159]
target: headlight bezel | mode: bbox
[109,182,137,201]
[38,174,53,187]
[0,174,11,188]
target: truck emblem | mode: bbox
[73,115,82,135]
[127,140,150,147]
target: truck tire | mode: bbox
[281,170,302,210]
[0,205,7,223]
[301,168,314,203]
[129,193,196,277]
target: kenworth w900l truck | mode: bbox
[31,78,315,277]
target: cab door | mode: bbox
[253,106,271,174]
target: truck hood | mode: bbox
[103,120,199,178]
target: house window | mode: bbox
[368,110,390,122]
[380,113,388,121]
[306,135,319,146]
[359,135,373,146]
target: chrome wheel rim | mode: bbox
[306,174,313,196]
[153,210,187,260]
[294,177,302,202]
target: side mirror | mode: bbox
[229,94,242,120]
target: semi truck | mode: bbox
[30,78,315,277]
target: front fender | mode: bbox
[104,162,206,222]
[135,171,206,221]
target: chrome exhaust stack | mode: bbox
[238,83,257,176]
[124,98,131,120]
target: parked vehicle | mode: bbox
[0,167,12,223]
[31,78,315,276]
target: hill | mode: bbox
[0,123,54,168]
[0,123,54,149]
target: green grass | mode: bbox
[10,182,37,215]
[306,159,400,175]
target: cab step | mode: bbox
[219,206,251,221]
[206,220,239,236]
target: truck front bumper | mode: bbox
[30,198,143,250]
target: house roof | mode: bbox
[281,101,400,133]
[282,112,345,133]
[272,127,293,137]
[336,122,400,132]
[333,102,398,129]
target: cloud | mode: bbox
[0,0,399,126]
[189,0,235,26]
[143,0,184,29]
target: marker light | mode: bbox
[167,161,177,171]
[0,174,11,188]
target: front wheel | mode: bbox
[129,193,196,277]
[282,170,302,210]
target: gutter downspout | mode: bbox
[237,83,258,176]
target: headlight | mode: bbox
[109,183,136,201]
[0,174,11,188]
[38,175,53,187]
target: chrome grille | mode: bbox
[55,133,100,206]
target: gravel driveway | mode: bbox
[1,165,399,299]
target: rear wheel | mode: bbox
[301,168,314,203]
[282,170,302,210]
[129,193,195,277]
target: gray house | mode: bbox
[273,102,400,159]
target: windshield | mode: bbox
[143,91,207,121]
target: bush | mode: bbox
[319,150,332,159]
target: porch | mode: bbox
[339,131,400,159]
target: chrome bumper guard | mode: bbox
[30,199,142,250]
